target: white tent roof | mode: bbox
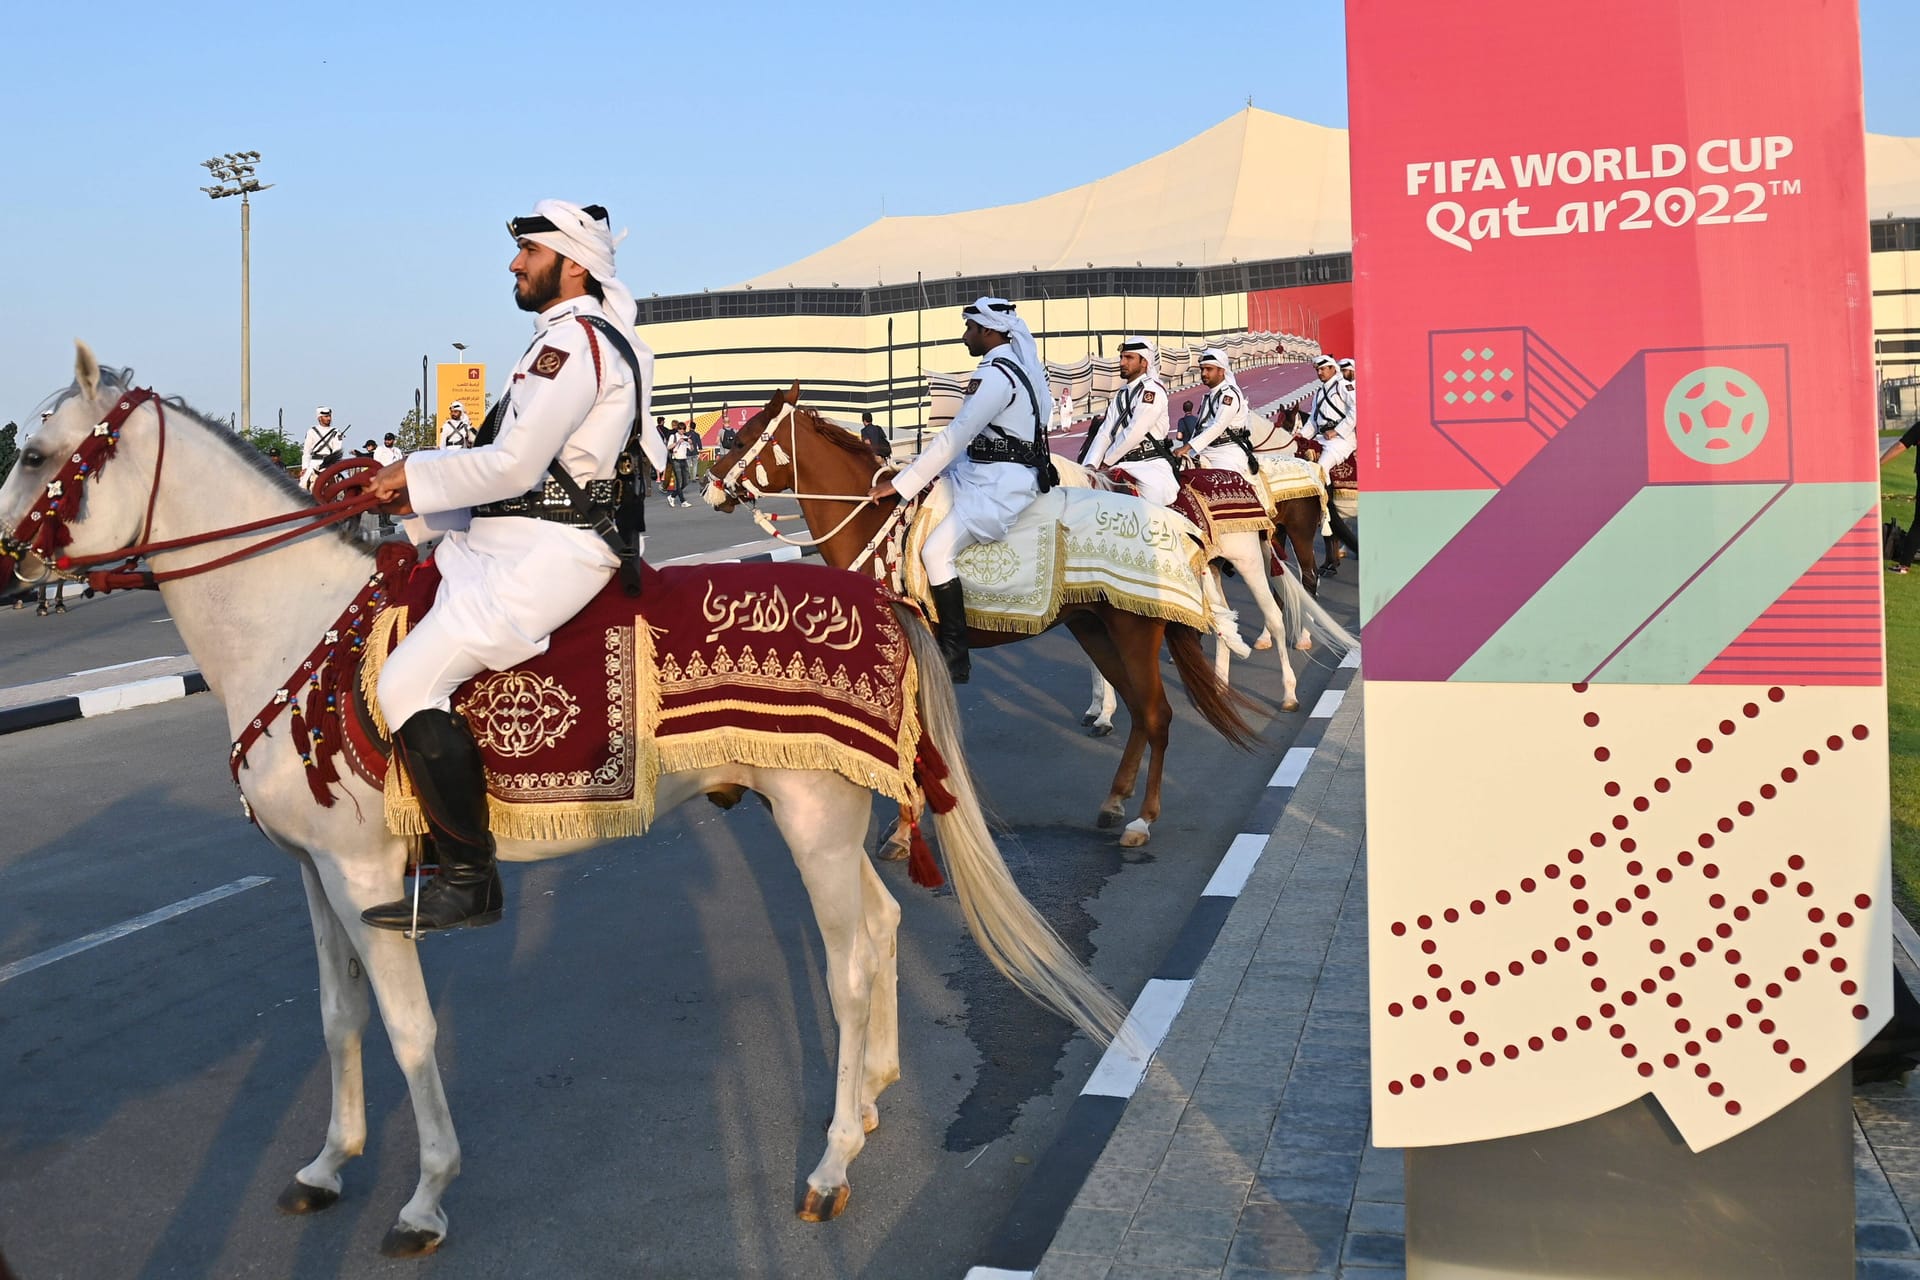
[739,110,1920,290]
[738,108,1351,289]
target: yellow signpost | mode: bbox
[435,363,486,445]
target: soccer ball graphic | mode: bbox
[1663,366,1770,465]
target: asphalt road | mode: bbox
[0,505,1359,1280]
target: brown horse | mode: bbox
[705,386,1259,848]
[1247,406,1328,598]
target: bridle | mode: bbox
[0,387,383,595]
[709,402,910,580]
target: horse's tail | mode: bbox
[1166,622,1263,750]
[895,604,1128,1047]
[1274,563,1359,658]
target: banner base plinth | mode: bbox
[1404,1069,1852,1279]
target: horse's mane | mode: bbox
[170,397,373,549]
[799,408,880,464]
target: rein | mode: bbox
[1,387,405,815]
[0,388,383,595]
[713,404,900,567]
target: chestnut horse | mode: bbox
[706,386,1260,849]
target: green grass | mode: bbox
[1882,452,1920,919]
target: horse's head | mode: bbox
[703,383,802,512]
[0,343,159,596]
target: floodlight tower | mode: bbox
[201,151,272,434]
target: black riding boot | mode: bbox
[929,579,971,684]
[362,709,503,932]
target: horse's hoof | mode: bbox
[379,1225,445,1258]
[1119,819,1151,849]
[1080,712,1099,726]
[276,1179,341,1215]
[1096,807,1124,829]
[1295,635,1314,652]
[1252,637,1274,651]
[862,1103,880,1134]
[1088,722,1115,738]
[1281,698,1301,713]
[798,1183,851,1222]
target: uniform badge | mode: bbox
[530,346,570,379]
[1224,394,1236,406]
[1144,390,1157,404]
[964,378,982,395]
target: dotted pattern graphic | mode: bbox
[1380,685,1875,1123]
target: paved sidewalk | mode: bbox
[1032,680,1920,1280]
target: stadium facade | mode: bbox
[635,110,1920,431]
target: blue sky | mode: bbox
[5,0,1920,439]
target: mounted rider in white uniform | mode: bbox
[1081,336,1177,506]
[299,407,344,492]
[868,297,1053,683]
[1298,354,1356,476]
[360,199,663,933]
[1176,347,1257,478]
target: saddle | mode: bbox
[339,556,931,842]
[1170,468,1274,549]
[901,481,1209,636]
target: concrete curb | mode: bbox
[965,649,1363,1280]
[0,540,818,737]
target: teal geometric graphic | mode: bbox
[1664,365,1770,465]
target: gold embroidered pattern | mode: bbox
[458,672,582,758]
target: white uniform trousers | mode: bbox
[1116,457,1179,507]
[1194,443,1255,479]
[921,510,982,584]
[1315,434,1357,476]
[377,517,618,727]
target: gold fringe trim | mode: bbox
[657,729,916,808]
[1058,583,1208,632]
[1210,514,1275,536]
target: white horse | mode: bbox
[0,347,1123,1258]
[1051,457,1354,729]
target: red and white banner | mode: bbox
[1353,0,1890,1150]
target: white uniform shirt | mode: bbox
[441,413,475,448]
[300,418,344,485]
[1085,374,1177,506]
[893,347,1043,541]
[373,443,403,467]
[1303,375,1357,473]
[1187,375,1254,476]
[407,296,639,520]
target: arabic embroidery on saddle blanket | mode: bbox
[902,483,1210,636]
[1172,468,1274,547]
[358,559,925,842]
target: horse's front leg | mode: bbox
[313,854,464,1257]
[1083,662,1117,737]
[1201,562,1252,659]
[277,856,371,1215]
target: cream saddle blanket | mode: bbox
[1256,455,1332,535]
[904,483,1210,635]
